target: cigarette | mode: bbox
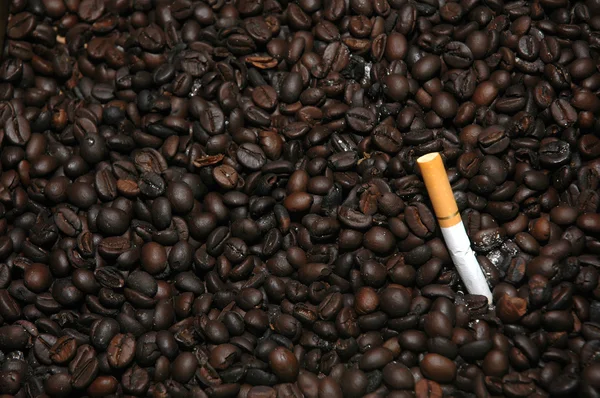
[417,152,493,303]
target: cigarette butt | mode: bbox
[416,153,461,228]
[417,152,493,303]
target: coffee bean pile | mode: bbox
[0,0,600,396]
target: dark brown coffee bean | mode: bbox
[70,345,99,389]
[252,85,278,111]
[359,346,393,371]
[502,373,535,397]
[497,295,528,323]
[50,335,77,364]
[95,168,118,201]
[98,236,131,259]
[550,99,577,128]
[415,379,443,398]
[372,124,403,153]
[0,325,29,351]
[44,373,72,397]
[237,143,266,170]
[540,36,560,63]
[199,106,225,135]
[0,289,20,323]
[87,375,118,397]
[121,365,150,395]
[539,140,571,168]
[5,114,31,145]
[444,41,474,68]
[424,311,453,339]
[431,92,458,119]
[280,72,304,103]
[346,107,377,134]
[269,346,299,382]
[363,226,396,254]
[107,333,136,369]
[171,352,198,384]
[213,165,239,190]
[405,204,436,238]
[478,125,510,155]
[284,192,313,212]
[420,353,457,383]
[412,55,441,81]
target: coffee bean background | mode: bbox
[0,0,599,397]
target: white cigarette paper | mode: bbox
[417,153,493,303]
[441,223,493,303]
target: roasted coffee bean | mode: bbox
[44,373,72,397]
[5,114,31,145]
[346,107,377,134]
[213,165,239,190]
[539,140,571,168]
[171,352,198,384]
[0,325,29,351]
[107,333,136,369]
[268,347,299,382]
[405,204,436,238]
[420,353,457,383]
[0,289,21,321]
[372,124,403,153]
[415,379,443,398]
[70,345,99,389]
[444,42,474,68]
[551,99,578,128]
[138,172,166,198]
[121,365,150,395]
[87,375,118,397]
[478,125,510,155]
[50,335,77,364]
[412,55,441,81]
[502,373,535,397]
[237,143,267,170]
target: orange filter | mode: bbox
[417,153,461,228]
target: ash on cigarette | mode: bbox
[341,55,369,83]
[501,239,520,257]
[472,227,506,253]
[486,249,505,269]
[190,79,203,97]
